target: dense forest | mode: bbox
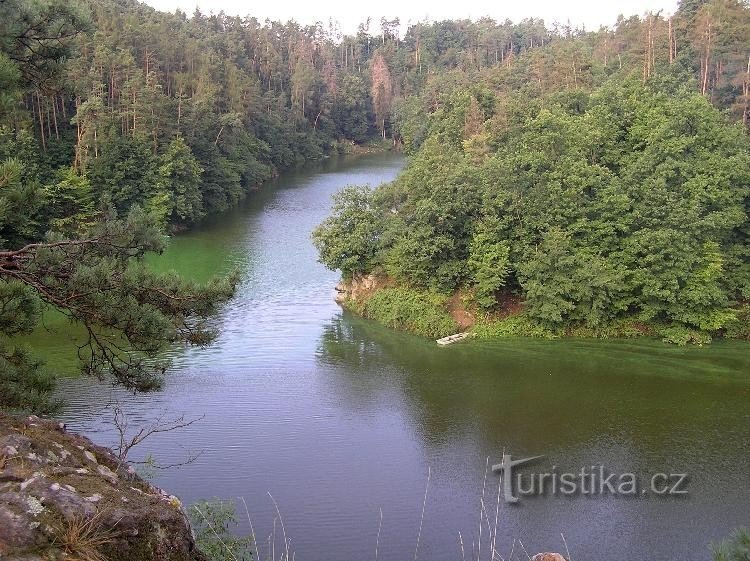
[0,0,749,411]
[313,0,750,344]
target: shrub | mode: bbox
[348,287,458,339]
[470,313,559,339]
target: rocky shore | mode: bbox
[0,413,206,561]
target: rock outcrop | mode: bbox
[334,272,392,304]
[530,553,567,561]
[0,413,207,561]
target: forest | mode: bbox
[314,0,750,344]
[0,0,749,411]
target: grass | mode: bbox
[53,509,118,561]
[345,287,459,339]
[712,527,750,561]
[471,313,560,340]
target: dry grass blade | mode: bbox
[238,496,261,561]
[561,532,572,561]
[478,456,489,561]
[55,509,118,561]
[413,466,431,561]
[490,481,502,561]
[375,507,383,561]
[268,491,291,561]
[518,539,532,561]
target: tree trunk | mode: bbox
[36,92,46,152]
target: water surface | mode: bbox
[47,153,750,561]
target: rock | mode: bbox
[0,412,208,561]
[531,553,567,561]
[334,272,392,303]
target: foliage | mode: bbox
[470,314,559,340]
[156,137,204,225]
[712,528,750,561]
[0,156,237,411]
[189,499,253,561]
[467,227,510,310]
[724,305,750,339]
[346,287,458,339]
[312,186,381,278]
[43,167,95,236]
[317,76,750,343]
[0,0,747,414]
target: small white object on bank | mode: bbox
[436,333,470,346]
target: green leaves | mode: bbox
[0,204,238,410]
[189,499,253,561]
[467,228,510,310]
[312,186,381,278]
[349,287,458,339]
[316,76,750,342]
[156,137,204,225]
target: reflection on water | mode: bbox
[52,153,750,561]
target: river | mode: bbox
[47,152,749,561]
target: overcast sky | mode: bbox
[141,0,680,35]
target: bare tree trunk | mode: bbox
[177,91,182,133]
[74,96,82,171]
[604,36,608,67]
[702,20,712,96]
[36,92,46,152]
[52,96,59,140]
[668,18,674,64]
[46,101,52,140]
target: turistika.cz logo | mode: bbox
[491,454,689,504]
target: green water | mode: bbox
[31,152,750,561]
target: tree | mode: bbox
[467,228,510,310]
[0,199,237,412]
[331,73,373,142]
[156,137,204,225]
[371,51,393,139]
[42,167,95,237]
[86,133,157,215]
[312,186,381,279]
[0,0,89,92]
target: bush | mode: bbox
[712,528,750,561]
[348,287,458,338]
[470,313,559,339]
[567,317,653,339]
[189,499,253,561]
[725,305,750,340]
[658,324,712,346]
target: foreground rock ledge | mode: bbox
[0,413,207,561]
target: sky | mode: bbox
[141,0,681,35]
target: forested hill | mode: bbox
[2,0,749,236]
[313,0,750,345]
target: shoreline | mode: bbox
[335,274,750,346]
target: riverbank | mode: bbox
[335,273,750,345]
[334,139,399,156]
